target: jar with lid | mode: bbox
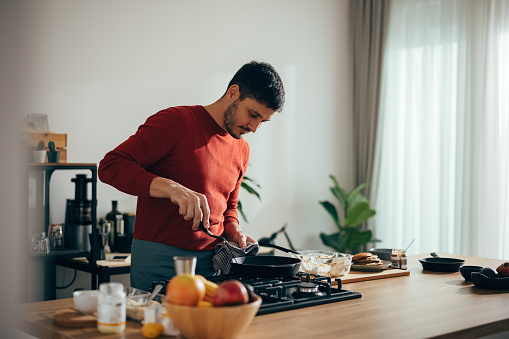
[97,282,126,334]
[400,250,408,270]
[391,249,401,269]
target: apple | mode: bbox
[212,280,249,306]
[496,262,509,277]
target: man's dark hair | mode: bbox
[227,61,285,112]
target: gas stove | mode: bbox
[152,273,362,315]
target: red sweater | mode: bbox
[98,106,249,251]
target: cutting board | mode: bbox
[316,268,410,285]
[52,308,97,327]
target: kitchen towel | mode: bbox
[212,242,259,275]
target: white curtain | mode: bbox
[373,0,509,259]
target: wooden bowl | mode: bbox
[165,295,261,339]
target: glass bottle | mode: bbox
[105,200,122,252]
[97,282,126,334]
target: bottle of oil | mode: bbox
[105,200,122,252]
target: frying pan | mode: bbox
[199,223,301,277]
[419,252,465,272]
[231,241,301,278]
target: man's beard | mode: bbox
[224,100,242,139]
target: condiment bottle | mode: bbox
[400,250,408,270]
[391,249,401,269]
[97,282,126,334]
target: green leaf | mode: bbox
[241,181,261,201]
[329,175,348,209]
[237,200,248,223]
[346,183,370,208]
[242,176,261,189]
[345,202,376,227]
[347,182,370,201]
[320,232,345,252]
[319,201,341,229]
[343,228,372,250]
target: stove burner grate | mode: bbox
[152,273,362,315]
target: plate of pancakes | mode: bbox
[351,252,391,271]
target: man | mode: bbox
[98,61,285,290]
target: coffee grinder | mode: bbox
[64,174,106,257]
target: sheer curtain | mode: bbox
[373,0,509,259]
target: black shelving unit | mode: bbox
[26,163,98,300]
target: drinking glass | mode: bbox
[30,232,50,254]
[173,256,197,275]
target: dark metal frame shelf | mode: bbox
[26,163,98,300]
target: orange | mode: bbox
[166,274,206,306]
[141,322,164,338]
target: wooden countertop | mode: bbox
[18,254,509,338]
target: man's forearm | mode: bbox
[149,176,179,198]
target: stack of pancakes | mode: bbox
[352,252,384,266]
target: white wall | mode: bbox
[19,0,353,298]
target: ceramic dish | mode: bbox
[471,272,509,289]
[459,265,483,281]
[351,260,391,271]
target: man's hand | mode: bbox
[223,222,257,248]
[149,177,210,230]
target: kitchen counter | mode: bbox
[18,254,509,338]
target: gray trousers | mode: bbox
[130,239,216,291]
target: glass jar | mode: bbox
[30,232,50,255]
[97,282,126,334]
[391,249,401,269]
[400,250,408,270]
[48,224,64,250]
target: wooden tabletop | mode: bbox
[18,254,509,339]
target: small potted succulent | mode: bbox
[46,141,60,163]
[32,141,46,163]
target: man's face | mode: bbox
[223,98,276,139]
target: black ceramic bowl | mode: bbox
[471,272,509,289]
[459,265,483,281]
[369,248,392,261]
[419,257,465,272]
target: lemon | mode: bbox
[141,322,164,338]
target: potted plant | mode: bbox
[46,141,60,163]
[32,141,46,163]
[319,174,378,253]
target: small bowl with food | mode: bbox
[125,287,155,321]
[291,250,352,277]
[73,290,100,315]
